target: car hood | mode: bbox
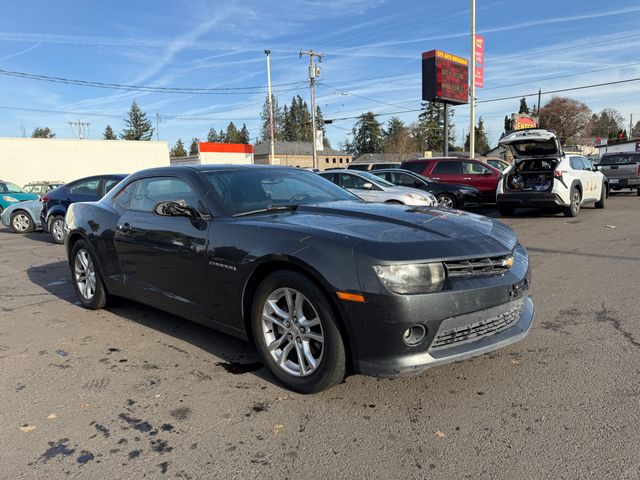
[499,128,561,159]
[1,192,39,202]
[248,201,517,261]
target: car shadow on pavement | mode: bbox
[26,261,276,386]
[23,231,58,244]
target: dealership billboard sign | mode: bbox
[422,50,469,105]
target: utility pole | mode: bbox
[630,113,633,139]
[537,89,542,123]
[469,0,476,159]
[69,120,90,140]
[443,103,449,156]
[265,50,275,164]
[156,113,160,141]
[300,49,324,169]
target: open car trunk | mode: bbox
[505,158,558,192]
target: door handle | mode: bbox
[463,177,472,180]
[117,222,131,232]
[431,177,440,180]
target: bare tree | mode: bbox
[539,96,592,143]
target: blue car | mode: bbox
[0,181,39,215]
[41,174,127,243]
[1,198,44,233]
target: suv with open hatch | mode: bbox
[496,129,607,217]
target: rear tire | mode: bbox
[251,270,346,394]
[69,239,108,309]
[498,206,515,216]
[563,187,581,217]
[48,216,65,244]
[637,188,640,197]
[10,211,35,233]
[595,183,607,209]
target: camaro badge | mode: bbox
[209,261,237,271]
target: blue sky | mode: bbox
[1,0,640,150]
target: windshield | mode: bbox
[510,139,557,156]
[0,182,26,194]
[357,171,395,187]
[204,168,360,216]
[600,153,640,165]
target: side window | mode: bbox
[462,161,492,174]
[433,162,462,175]
[580,157,593,171]
[338,174,376,190]
[396,173,418,187]
[103,178,122,196]
[319,173,336,183]
[402,161,430,174]
[569,157,581,170]
[115,177,203,213]
[67,179,100,199]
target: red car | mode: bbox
[400,158,502,202]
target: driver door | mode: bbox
[113,176,210,317]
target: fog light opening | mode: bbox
[402,325,426,346]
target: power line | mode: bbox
[0,69,307,94]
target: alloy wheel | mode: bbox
[261,287,324,377]
[74,249,96,300]
[571,190,581,215]
[437,195,455,209]
[52,219,65,242]
[12,213,31,232]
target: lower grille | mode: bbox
[429,299,525,350]
[444,254,513,278]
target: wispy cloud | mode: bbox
[0,41,41,61]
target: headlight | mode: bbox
[373,263,446,294]
[2,196,18,202]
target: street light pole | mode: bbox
[300,50,324,170]
[469,0,476,159]
[265,50,275,164]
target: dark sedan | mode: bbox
[64,165,534,393]
[371,168,482,208]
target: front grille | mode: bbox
[429,300,524,350]
[444,254,512,278]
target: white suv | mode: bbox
[496,129,608,217]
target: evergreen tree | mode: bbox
[239,124,250,144]
[315,105,331,148]
[383,117,414,155]
[465,117,490,154]
[415,101,454,152]
[504,115,513,133]
[32,127,55,138]
[170,138,187,157]
[344,112,384,157]
[120,101,154,140]
[259,95,285,142]
[298,97,312,142]
[225,122,242,143]
[518,97,529,114]
[207,128,219,142]
[103,125,117,140]
[283,101,297,142]
[189,138,200,156]
[632,120,640,138]
[590,108,623,137]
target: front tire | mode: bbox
[436,193,456,209]
[563,188,581,217]
[70,240,108,309]
[49,216,65,244]
[251,270,346,394]
[595,183,607,209]
[11,211,35,233]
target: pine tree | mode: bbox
[207,128,219,142]
[239,124,250,144]
[465,117,490,154]
[120,101,154,140]
[283,103,297,142]
[519,97,529,114]
[383,117,414,155]
[259,95,285,142]
[225,122,242,143]
[31,127,55,138]
[170,138,187,157]
[503,116,513,133]
[103,125,117,140]
[298,97,312,142]
[189,138,200,156]
[315,105,331,148]
[415,101,454,152]
[344,112,384,157]
[632,120,640,138]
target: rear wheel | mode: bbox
[595,183,607,209]
[564,188,581,217]
[49,216,65,244]
[10,211,34,233]
[637,187,640,197]
[251,270,346,394]
[70,240,108,309]
[498,206,515,216]
[436,193,456,209]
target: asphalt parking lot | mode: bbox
[1,195,640,480]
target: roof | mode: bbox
[254,141,349,157]
[352,152,420,163]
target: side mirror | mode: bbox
[361,182,374,190]
[154,201,202,220]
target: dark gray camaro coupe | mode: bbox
[65,165,534,393]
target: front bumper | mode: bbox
[497,192,564,208]
[340,244,534,378]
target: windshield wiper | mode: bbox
[233,204,299,217]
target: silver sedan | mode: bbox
[318,170,437,206]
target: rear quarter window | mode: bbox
[401,161,430,174]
